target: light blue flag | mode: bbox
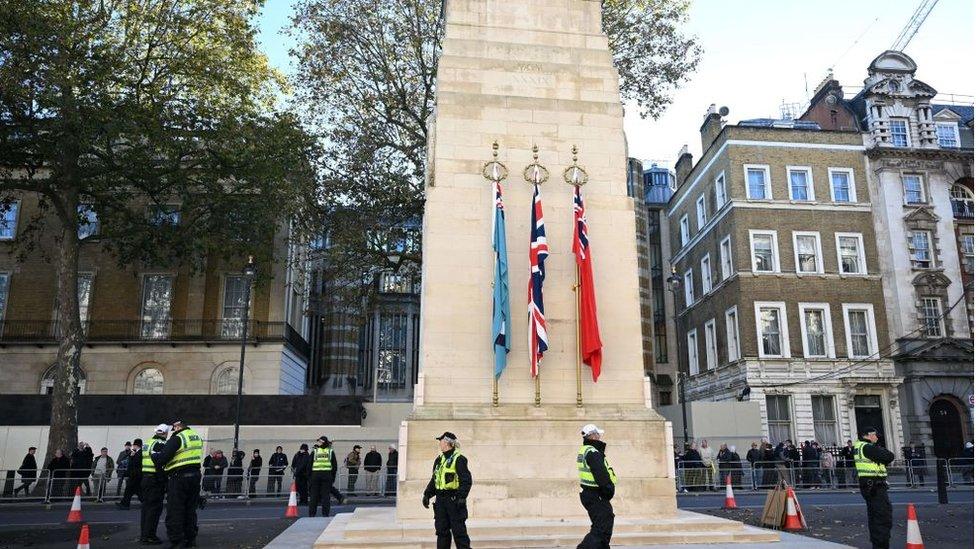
[492,181,511,379]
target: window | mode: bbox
[750,230,779,273]
[756,301,790,358]
[683,269,694,307]
[687,329,700,376]
[811,395,838,445]
[714,173,728,208]
[799,303,834,358]
[793,232,823,274]
[0,273,9,323]
[133,368,164,394]
[149,205,181,226]
[745,165,771,199]
[679,215,690,246]
[961,235,974,273]
[696,194,707,229]
[766,395,793,444]
[78,204,99,240]
[1,200,19,240]
[788,167,814,201]
[890,118,909,147]
[920,297,944,338]
[704,319,718,370]
[902,175,925,204]
[936,122,960,148]
[215,366,242,395]
[950,185,974,219]
[700,255,712,294]
[725,306,740,362]
[829,168,856,203]
[659,391,673,406]
[720,235,733,280]
[843,304,878,358]
[836,233,867,275]
[221,275,251,338]
[140,274,174,339]
[909,230,933,269]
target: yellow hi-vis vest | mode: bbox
[853,440,887,478]
[164,428,203,471]
[434,450,463,491]
[142,436,165,474]
[577,445,618,488]
[312,447,334,472]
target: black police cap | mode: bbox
[435,431,458,441]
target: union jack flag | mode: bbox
[527,183,549,378]
[573,185,602,381]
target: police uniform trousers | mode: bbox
[308,471,335,517]
[165,467,201,545]
[578,489,614,549]
[858,477,892,549]
[139,473,166,540]
[433,492,470,549]
[295,473,309,504]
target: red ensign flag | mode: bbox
[572,185,603,381]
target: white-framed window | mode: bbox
[704,319,718,370]
[725,306,741,362]
[714,172,728,208]
[936,122,960,148]
[133,368,165,394]
[766,395,793,444]
[700,254,713,294]
[835,233,867,275]
[950,184,974,219]
[811,395,839,445]
[680,214,690,246]
[744,164,771,200]
[755,301,790,358]
[890,118,909,147]
[798,302,835,358]
[828,168,856,203]
[787,166,814,201]
[687,329,700,376]
[920,297,944,338]
[720,235,733,280]
[0,272,10,322]
[215,366,242,395]
[793,231,823,274]
[842,303,878,358]
[902,174,925,204]
[148,204,181,226]
[909,230,933,269]
[140,274,175,339]
[221,275,251,338]
[1,200,20,240]
[961,235,974,273]
[683,268,694,307]
[696,194,707,230]
[749,230,780,273]
[78,204,99,240]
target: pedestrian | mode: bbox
[151,420,203,548]
[116,442,132,496]
[91,447,115,502]
[227,449,245,498]
[699,439,716,490]
[364,446,382,495]
[116,439,142,509]
[681,443,704,491]
[47,449,70,499]
[575,424,615,549]
[385,444,398,496]
[210,450,227,496]
[248,449,262,498]
[840,440,855,488]
[139,425,170,545]
[727,445,743,488]
[963,441,974,483]
[70,441,94,496]
[267,446,288,497]
[309,436,344,517]
[202,450,218,495]
[422,431,471,549]
[901,444,914,486]
[854,427,895,549]
[911,444,926,486]
[801,441,818,488]
[746,442,762,489]
[292,444,312,505]
[717,443,731,486]
[13,447,38,497]
[344,445,362,493]
[820,447,835,489]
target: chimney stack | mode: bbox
[700,103,724,152]
[674,145,693,187]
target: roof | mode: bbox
[737,118,822,130]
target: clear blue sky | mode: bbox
[258,0,974,167]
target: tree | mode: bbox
[0,0,319,463]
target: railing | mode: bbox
[0,319,299,345]
[952,200,974,220]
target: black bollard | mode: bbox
[936,458,949,504]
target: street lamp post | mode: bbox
[232,256,257,456]
[665,267,689,447]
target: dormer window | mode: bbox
[890,119,910,147]
[936,122,960,148]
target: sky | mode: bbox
[257,0,975,169]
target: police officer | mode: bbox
[422,432,471,549]
[151,420,203,548]
[854,427,895,549]
[139,425,170,545]
[309,436,343,517]
[577,423,616,549]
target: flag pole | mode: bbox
[565,144,588,408]
[575,264,583,407]
[484,140,508,408]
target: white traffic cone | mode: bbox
[723,474,737,509]
[67,486,83,523]
[905,503,924,549]
[284,481,299,518]
[76,523,90,549]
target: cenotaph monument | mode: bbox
[316,0,779,545]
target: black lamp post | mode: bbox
[665,266,689,446]
[232,256,257,456]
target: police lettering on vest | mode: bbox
[312,447,334,472]
[434,451,462,491]
[143,437,164,474]
[164,428,204,471]
[577,445,617,488]
[853,440,887,478]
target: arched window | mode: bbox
[40,364,87,395]
[215,366,241,395]
[133,368,164,394]
[950,184,974,219]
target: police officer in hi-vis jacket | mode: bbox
[422,432,472,549]
[577,423,617,549]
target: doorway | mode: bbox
[929,397,966,459]
[854,395,886,448]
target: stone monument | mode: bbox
[316,0,779,545]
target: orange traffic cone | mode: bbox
[782,487,804,531]
[905,503,924,549]
[67,486,83,523]
[723,474,737,509]
[284,481,299,518]
[76,523,90,549]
